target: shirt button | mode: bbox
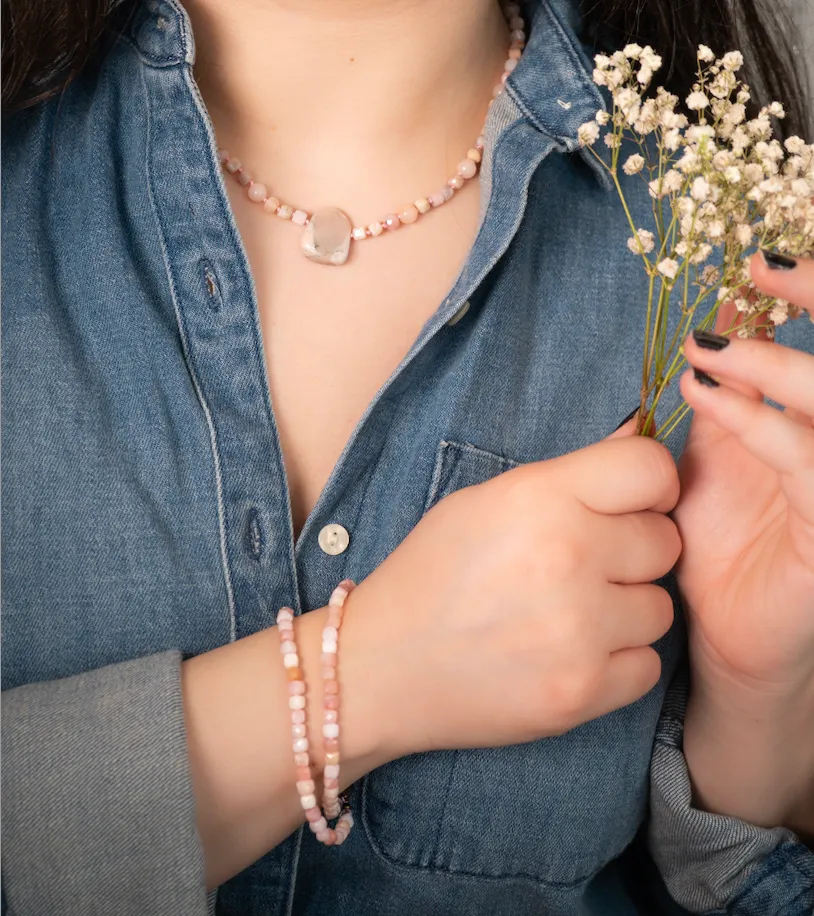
[318,523,350,556]
[447,300,471,326]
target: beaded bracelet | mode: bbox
[277,578,356,846]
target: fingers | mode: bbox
[679,370,814,523]
[751,250,814,314]
[593,646,662,717]
[561,436,680,515]
[597,511,682,584]
[684,330,814,418]
[605,583,675,650]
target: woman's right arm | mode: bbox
[3,431,680,913]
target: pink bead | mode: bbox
[322,626,338,642]
[505,57,518,73]
[493,84,504,98]
[501,72,509,85]
[263,196,280,213]
[324,710,338,723]
[324,738,340,753]
[277,608,293,623]
[295,765,312,781]
[280,640,296,654]
[288,681,306,695]
[324,763,340,779]
[398,205,419,224]
[442,186,454,201]
[248,182,267,202]
[448,176,464,190]
[509,48,522,59]
[325,695,339,710]
[429,191,446,208]
[384,214,400,230]
[320,653,335,666]
[237,171,252,186]
[292,209,308,226]
[291,709,306,724]
[294,752,309,767]
[296,779,316,795]
[325,751,340,766]
[316,829,335,845]
[324,680,338,695]
[305,807,323,823]
[293,737,309,753]
[309,817,328,833]
[324,777,339,790]
[326,609,342,628]
[292,724,307,739]
[368,221,383,237]
[218,149,230,163]
[509,15,524,29]
[511,29,525,41]
[225,158,241,173]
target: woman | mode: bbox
[2,0,813,913]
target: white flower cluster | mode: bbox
[578,43,814,333]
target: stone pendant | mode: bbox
[301,207,352,266]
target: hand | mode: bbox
[343,430,680,761]
[676,250,814,692]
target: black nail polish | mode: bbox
[693,368,720,388]
[761,249,797,271]
[612,405,639,432]
[692,329,730,351]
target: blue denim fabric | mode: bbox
[2,0,813,914]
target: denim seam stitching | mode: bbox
[140,60,238,642]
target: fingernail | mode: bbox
[612,405,639,432]
[693,368,720,388]
[761,249,797,271]
[692,329,730,351]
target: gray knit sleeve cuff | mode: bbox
[2,651,209,916]
[648,667,814,915]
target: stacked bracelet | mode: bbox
[277,578,356,847]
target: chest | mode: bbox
[226,182,484,539]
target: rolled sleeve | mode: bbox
[2,651,208,916]
[648,667,814,915]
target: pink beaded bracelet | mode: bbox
[277,578,356,847]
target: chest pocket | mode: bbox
[359,439,660,887]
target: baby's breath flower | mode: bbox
[767,101,786,118]
[596,110,610,126]
[697,45,715,62]
[699,266,721,287]
[722,51,744,71]
[785,136,807,155]
[640,47,662,71]
[657,258,680,280]
[627,229,655,254]
[577,122,600,147]
[623,154,646,176]
[735,224,753,246]
[623,43,643,59]
[686,91,710,111]
[691,176,711,201]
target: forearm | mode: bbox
[182,590,397,890]
[683,665,814,843]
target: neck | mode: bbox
[186,0,510,210]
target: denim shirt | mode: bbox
[2,0,813,914]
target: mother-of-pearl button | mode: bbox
[446,300,471,326]
[318,523,350,556]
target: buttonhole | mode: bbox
[201,259,223,311]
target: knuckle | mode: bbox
[637,648,663,692]
[536,537,584,582]
[550,664,602,724]
[649,586,676,636]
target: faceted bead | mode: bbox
[399,205,419,224]
[448,176,464,190]
[324,710,338,723]
[368,221,384,237]
[509,47,522,59]
[283,653,299,668]
[467,148,482,163]
[277,608,293,622]
[237,171,252,186]
[296,779,316,795]
[309,817,328,833]
[292,724,306,739]
[511,29,525,41]
[316,829,334,844]
[351,227,367,241]
[292,209,308,226]
[323,777,339,790]
[263,196,280,213]
[291,709,306,724]
[295,765,312,781]
[323,626,338,642]
[288,681,305,695]
[442,186,454,201]
[509,15,524,28]
[289,696,306,710]
[415,198,431,214]
[324,763,340,779]
[325,695,339,709]
[294,752,310,767]
[293,737,309,753]
[305,807,322,823]
[301,207,353,265]
[324,752,340,766]
[323,723,340,739]
[225,158,241,173]
[321,667,336,680]
[286,667,303,681]
[429,191,446,207]
[324,738,340,752]
[218,149,230,163]
[300,793,317,810]
[504,57,518,72]
[248,182,267,202]
[280,640,296,654]
[277,204,294,220]
[324,680,338,695]
[321,641,337,654]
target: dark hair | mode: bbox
[2,0,811,137]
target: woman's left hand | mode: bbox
[676,250,814,692]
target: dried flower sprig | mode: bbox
[578,44,814,439]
